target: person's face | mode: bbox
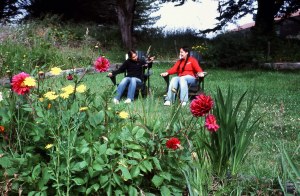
[131,53,138,61]
[179,49,188,59]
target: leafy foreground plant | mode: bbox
[277,143,300,195]
[0,69,261,195]
[207,87,261,178]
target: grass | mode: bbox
[78,65,300,179]
[1,20,299,194]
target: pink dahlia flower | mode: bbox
[205,114,220,132]
[190,94,214,117]
[11,72,34,95]
[94,56,110,72]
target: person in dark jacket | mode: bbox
[108,49,154,104]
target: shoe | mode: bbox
[124,98,132,104]
[181,102,187,106]
[113,98,119,104]
[164,101,171,106]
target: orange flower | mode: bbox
[0,126,4,133]
[48,103,51,109]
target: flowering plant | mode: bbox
[11,72,36,95]
[94,56,110,72]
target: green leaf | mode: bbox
[92,163,103,171]
[88,111,104,128]
[153,120,161,132]
[72,178,85,185]
[152,157,162,171]
[160,186,171,196]
[129,186,138,196]
[32,164,41,180]
[159,172,171,181]
[106,148,118,155]
[152,175,164,188]
[80,146,89,154]
[130,166,140,178]
[141,160,153,172]
[135,128,145,139]
[72,161,88,171]
[119,129,132,141]
[112,173,122,186]
[95,143,107,155]
[38,167,50,190]
[126,152,142,159]
[117,165,132,180]
[22,107,33,112]
[126,160,138,165]
[99,175,109,186]
[126,144,142,150]
[0,156,12,168]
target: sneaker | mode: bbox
[164,101,171,106]
[181,102,187,106]
[113,98,119,104]
[124,98,132,104]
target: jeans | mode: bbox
[165,75,196,103]
[115,77,142,101]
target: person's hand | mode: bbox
[148,56,155,62]
[160,72,168,77]
[107,72,113,77]
[197,72,205,77]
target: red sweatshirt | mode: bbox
[167,56,203,77]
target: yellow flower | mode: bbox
[61,85,74,94]
[119,111,129,119]
[76,84,86,93]
[60,92,70,99]
[44,91,58,100]
[23,77,36,87]
[50,67,62,75]
[79,107,88,111]
[45,144,53,149]
[39,97,44,102]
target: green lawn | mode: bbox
[83,65,300,178]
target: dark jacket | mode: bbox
[112,58,152,80]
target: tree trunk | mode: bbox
[116,0,136,50]
[254,0,276,36]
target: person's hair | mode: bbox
[177,46,190,72]
[127,49,137,59]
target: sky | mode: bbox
[152,1,254,37]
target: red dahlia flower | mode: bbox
[166,137,181,150]
[190,94,214,117]
[66,74,73,80]
[205,114,220,132]
[11,72,35,95]
[94,56,110,72]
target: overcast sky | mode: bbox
[152,1,254,37]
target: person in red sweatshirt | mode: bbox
[160,46,204,106]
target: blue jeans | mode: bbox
[165,75,196,102]
[115,77,142,101]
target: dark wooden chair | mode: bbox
[162,51,207,100]
[108,51,153,98]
